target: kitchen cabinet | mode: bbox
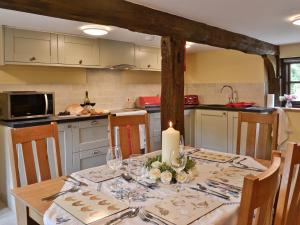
[100,39,135,67]
[4,27,58,64]
[149,112,162,151]
[58,34,99,66]
[58,123,74,175]
[149,111,195,151]
[135,46,161,71]
[57,119,109,174]
[73,147,107,171]
[195,110,228,153]
[184,110,195,146]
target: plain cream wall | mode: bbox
[280,43,300,58]
[185,49,265,84]
[279,43,300,143]
[0,65,87,84]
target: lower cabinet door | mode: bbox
[73,147,107,172]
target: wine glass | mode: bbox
[106,146,123,175]
[129,154,144,181]
[179,135,185,154]
[170,149,187,191]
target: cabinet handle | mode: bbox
[223,112,227,116]
[92,151,99,155]
[91,120,98,125]
[147,64,151,68]
[67,124,72,128]
[79,59,83,64]
[30,56,36,61]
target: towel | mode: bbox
[276,107,291,150]
[115,110,147,151]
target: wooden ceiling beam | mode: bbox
[0,0,279,55]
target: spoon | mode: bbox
[121,173,157,189]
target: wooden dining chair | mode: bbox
[108,114,151,159]
[10,122,62,187]
[237,151,282,225]
[236,111,279,162]
[274,143,300,225]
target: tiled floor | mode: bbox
[0,202,16,225]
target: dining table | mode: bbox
[11,147,268,225]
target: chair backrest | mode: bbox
[108,114,151,159]
[236,111,279,159]
[10,122,62,187]
[274,143,300,225]
[237,151,282,225]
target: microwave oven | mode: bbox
[0,91,54,120]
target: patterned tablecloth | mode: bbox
[44,148,266,225]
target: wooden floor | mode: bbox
[0,201,16,225]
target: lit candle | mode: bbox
[162,121,180,165]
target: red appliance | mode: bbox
[184,95,199,105]
[136,96,161,108]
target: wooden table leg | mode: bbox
[15,199,28,225]
[15,199,39,225]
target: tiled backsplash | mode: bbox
[0,70,266,113]
[185,83,266,106]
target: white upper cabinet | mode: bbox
[135,46,161,71]
[4,27,58,64]
[58,34,99,66]
[100,39,135,67]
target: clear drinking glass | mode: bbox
[129,154,143,180]
[179,135,185,154]
[170,150,187,191]
[106,146,123,175]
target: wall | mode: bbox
[0,66,161,113]
[185,50,266,106]
[0,49,267,113]
[280,43,300,58]
[279,43,300,144]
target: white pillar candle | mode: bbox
[162,121,180,165]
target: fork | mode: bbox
[139,211,159,225]
[140,209,168,225]
[42,186,79,201]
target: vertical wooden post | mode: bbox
[161,36,185,135]
[262,55,281,106]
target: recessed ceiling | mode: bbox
[0,8,218,53]
[127,0,300,45]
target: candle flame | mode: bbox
[169,121,173,128]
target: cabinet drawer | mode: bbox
[73,147,107,172]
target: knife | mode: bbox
[67,175,88,186]
[190,187,230,200]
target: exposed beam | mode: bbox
[262,55,280,106]
[161,36,185,135]
[0,0,278,55]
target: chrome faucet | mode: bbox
[220,85,234,103]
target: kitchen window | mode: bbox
[281,58,300,107]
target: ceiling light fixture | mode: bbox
[292,17,300,26]
[80,25,111,36]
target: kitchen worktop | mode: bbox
[0,105,276,128]
[145,104,276,113]
[0,114,109,128]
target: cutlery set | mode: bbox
[105,207,167,225]
[229,157,265,172]
[121,173,158,189]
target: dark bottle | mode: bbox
[84,91,90,105]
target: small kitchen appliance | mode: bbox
[0,91,54,120]
[184,95,199,105]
